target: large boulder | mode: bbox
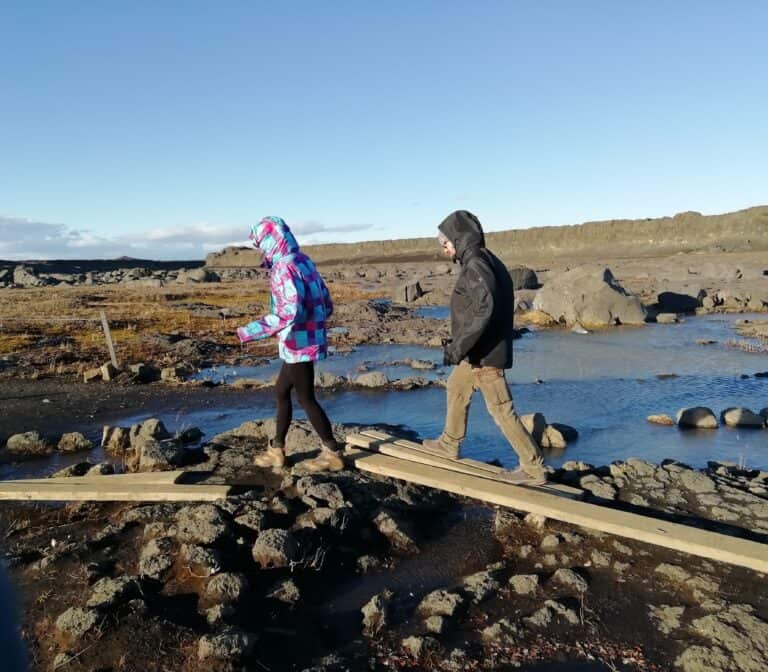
[676,407,719,429]
[520,413,547,445]
[657,289,706,313]
[532,266,646,327]
[509,266,539,290]
[720,408,766,428]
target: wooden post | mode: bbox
[99,310,119,368]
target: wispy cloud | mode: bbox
[0,216,375,260]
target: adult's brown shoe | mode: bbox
[498,467,547,486]
[421,438,460,459]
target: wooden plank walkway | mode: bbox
[9,471,187,486]
[346,441,768,574]
[348,431,581,498]
[0,471,230,501]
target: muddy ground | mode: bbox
[1,246,767,672]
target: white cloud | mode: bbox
[0,215,375,261]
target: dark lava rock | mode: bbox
[206,572,249,604]
[252,528,300,569]
[86,575,140,610]
[361,590,392,637]
[175,504,230,546]
[197,627,255,661]
[55,607,99,639]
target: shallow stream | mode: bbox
[4,313,767,479]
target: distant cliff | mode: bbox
[307,206,768,264]
[206,205,768,268]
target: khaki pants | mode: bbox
[438,360,545,477]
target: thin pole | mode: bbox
[99,310,119,368]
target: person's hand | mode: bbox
[237,327,253,343]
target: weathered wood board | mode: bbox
[346,449,768,574]
[347,431,581,498]
[0,481,230,502]
[358,429,506,474]
[8,471,188,486]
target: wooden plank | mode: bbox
[10,471,188,486]
[347,434,578,499]
[347,450,768,574]
[359,430,505,474]
[0,482,231,502]
[348,431,581,498]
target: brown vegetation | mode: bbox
[0,281,376,374]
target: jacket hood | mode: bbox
[249,216,300,267]
[438,210,485,262]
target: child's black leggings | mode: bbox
[274,361,335,448]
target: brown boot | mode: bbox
[303,446,345,473]
[254,442,286,469]
[421,437,460,459]
[498,467,547,486]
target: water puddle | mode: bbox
[414,304,449,320]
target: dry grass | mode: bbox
[0,280,376,371]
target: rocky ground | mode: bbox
[2,418,767,672]
[1,239,768,671]
[1,249,766,384]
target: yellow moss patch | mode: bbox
[0,334,36,355]
[516,310,558,327]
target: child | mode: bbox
[237,216,342,472]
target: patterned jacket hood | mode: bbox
[250,216,300,266]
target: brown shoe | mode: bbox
[303,449,345,473]
[254,443,286,469]
[498,467,547,486]
[421,438,460,459]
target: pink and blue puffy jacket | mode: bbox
[237,217,333,363]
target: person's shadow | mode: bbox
[0,568,27,672]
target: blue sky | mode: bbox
[1,2,766,259]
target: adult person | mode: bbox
[237,216,342,473]
[423,210,547,484]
